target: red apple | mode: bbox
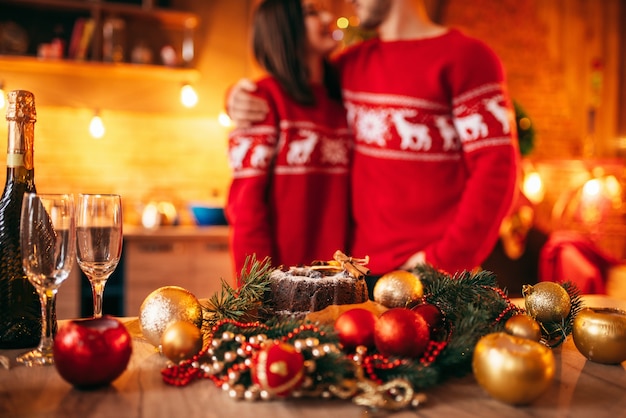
[53,315,132,388]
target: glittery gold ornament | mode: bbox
[139,286,203,347]
[573,307,626,364]
[161,320,204,362]
[522,282,571,323]
[373,270,423,308]
[504,314,542,342]
[472,332,555,405]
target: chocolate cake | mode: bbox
[268,265,369,315]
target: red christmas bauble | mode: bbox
[412,303,444,333]
[334,308,378,350]
[251,342,304,397]
[374,308,430,358]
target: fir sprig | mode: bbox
[202,255,273,330]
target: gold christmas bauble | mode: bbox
[373,270,423,308]
[161,320,204,363]
[472,332,555,405]
[505,314,542,342]
[573,307,626,364]
[522,282,571,323]
[139,286,203,347]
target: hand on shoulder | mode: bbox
[225,78,270,128]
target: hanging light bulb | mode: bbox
[89,111,105,139]
[522,171,544,204]
[218,111,232,127]
[180,83,198,108]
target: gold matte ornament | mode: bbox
[139,286,203,347]
[373,270,423,308]
[573,307,626,364]
[522,282,571,323]
[161,320,204,362]
[504,314,542,342]
[472,332,555,405]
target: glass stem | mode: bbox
[91,278,107,318]
[38,289,57,353]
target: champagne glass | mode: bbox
[76,194,123,318]
[17,193,75,366]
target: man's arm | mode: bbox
[226,78,270,127]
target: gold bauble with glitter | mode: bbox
[505,314,542,342]
[161,320,204,362]
[522,282,571,323]
[373,270,423,308]
[573,307,626,364]
[139,286,203,347]
[472,332,555,405]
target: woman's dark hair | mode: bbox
[252,0,341,105]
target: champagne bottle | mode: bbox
[0,90,41,348]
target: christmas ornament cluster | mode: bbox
[135,255,598,411]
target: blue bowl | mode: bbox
[189,204,228,226]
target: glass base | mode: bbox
[16,347,55,367]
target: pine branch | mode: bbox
[202,255,273,330]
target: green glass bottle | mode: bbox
[0,90,41,348]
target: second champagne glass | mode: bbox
[76,194,123,318]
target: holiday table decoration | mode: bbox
[159,256,582,412]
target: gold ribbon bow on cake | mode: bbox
[310,250,370,279]
[333,250,370,279]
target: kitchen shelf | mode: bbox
[0,55,199,83]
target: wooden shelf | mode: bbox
[0,55,199,82]
[0,55,200,113]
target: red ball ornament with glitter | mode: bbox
[334,308,378,350]
[251,342,305,397]
[374,307,430,358]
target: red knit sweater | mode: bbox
[226,77,352,275]
[335,29,520,275]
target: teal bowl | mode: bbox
[189,204,227,226]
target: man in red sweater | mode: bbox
[228,0,519,284]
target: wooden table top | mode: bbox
[1,294,626,418]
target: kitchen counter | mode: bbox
[1,295,626,418]
[123,225,230,240]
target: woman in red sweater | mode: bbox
[225,0,352,279]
